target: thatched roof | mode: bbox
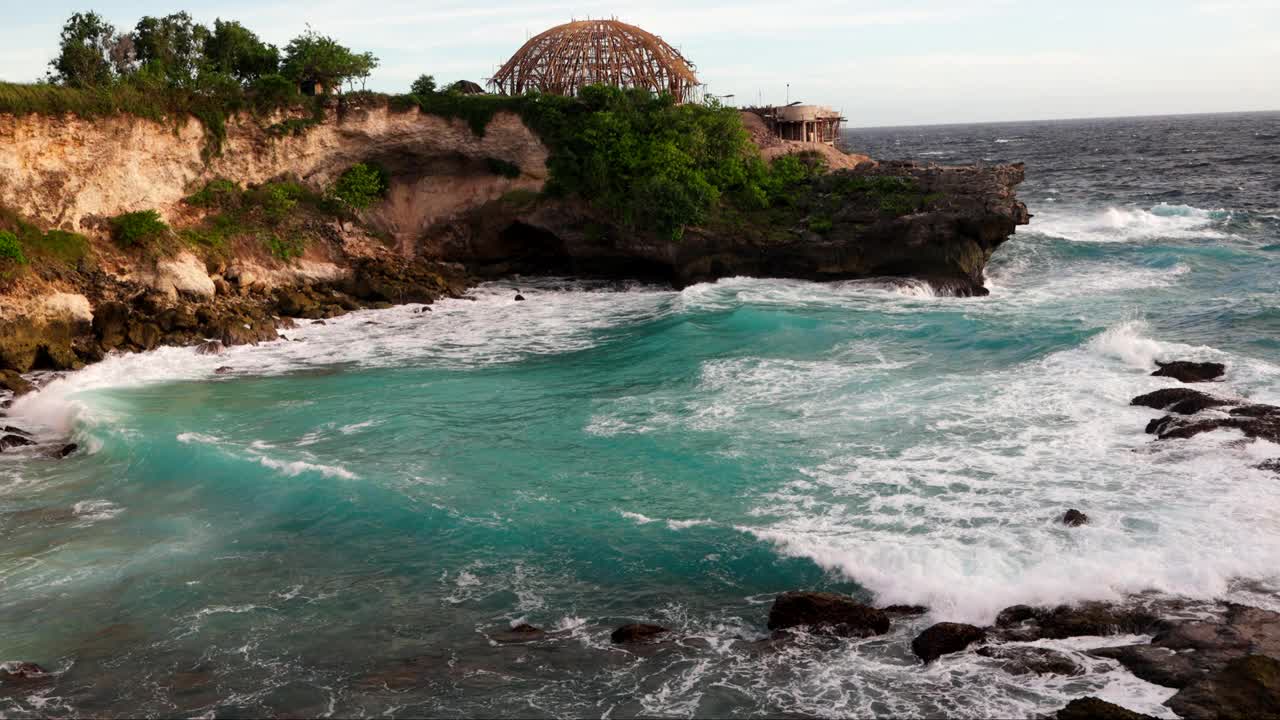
[489,19,699,102]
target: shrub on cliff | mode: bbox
[110,210,169,248]
[331,163,389,215]
[0,231,26,265]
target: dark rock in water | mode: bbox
[911,622,987,663]
[312,320,327,326]
[0,661,51,686]
[1095,604,1280,689]
[1258,459,1280,474]
[977,645,1082,676]
[92,301,130,350]
[994,602,1158,641]
[1145,415,1177,435]
[1151,404,1280,444]
[882,604,929,616]
[53,443,78,458]
[1152,360,1226,383]
[195,340,223,355]
[1131,388,1229,415]
[214,366,233,374]
[0,433,36,451]
[1061,509,1089,527]
[493,623,546,643]
[1092,644,1201,688]
[0,370,33,396]
[1055,696,1156,720]
[1166,654,1280,720]
[610,623,670,644]
[3,425,32,437]
[514,294,525,301]
[767,591,891,638]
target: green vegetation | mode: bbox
[110,210,170,248]
[410,74,437,96]
[182,177,350,263]
[280,30,377,92]
[0,230,26,265]
[331,163,389,214]
[0,206,92,274]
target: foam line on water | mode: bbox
[1030,203,1232,243]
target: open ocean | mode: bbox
[2,111,1279,718]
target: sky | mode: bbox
[1,0,1277,127]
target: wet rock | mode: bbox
[3,425,32,437]
[494,623,546,643]
[275,289,320,318]
[0,661,51,688]
[1055,696,1156,720]
[882,604,929,616]
[312,319,327,326]
[1166,654,1280,720]
[1152,406,1280,444]
[911,622,987,663]
[91,301,130,350]
[52,443,78,458]
[977,645,1082,676]
[126,321,162,351]
[1152,360,1226,383]
[610,623,670,644]
[0,370,33,396]
[1145,415,1177,435]
[514,294,525,301]
[214,366,233,374]
[195,340,224,355]
[1061,509,1089,527]
[767,591,891,638]
[0,433,36,451]
[994,602,1159,641]
[1131,388,1229,415]
[1258,459,1280,474]
[1092,644,1202,688]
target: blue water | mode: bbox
[2,112,1279,718]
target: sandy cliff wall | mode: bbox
[0,105,549,244]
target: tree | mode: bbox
[330,163,388,226]
[410,74,436,96]
[133,12,210,86]
[47,12,119,87]
[280,30,377,92]
[203,19,279,84]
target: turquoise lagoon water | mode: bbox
[2,113,1279,717]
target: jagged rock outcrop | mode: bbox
[433,162,1029,294]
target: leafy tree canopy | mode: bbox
[281,30,378,92]
[47,11,120,87]
[410,74,436,96]
[204,20,279,83]
[133,12,209,86]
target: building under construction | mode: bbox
[489,19,700,103]
[749,104,846,145]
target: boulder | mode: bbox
[1055,697,1156,720]
[275,289,321,318]
[994,602,1158,641]
[126,321,162,351]
[1061,509,1089,527]
[767,591,891,638]
[911,622,987,663]
[0,661,50,685]
[610,623,670,644]
[514,294,525,301]
[150,253,216,300]
[0,370,33,396]
[0,433,36,451]
[1151,406,1280,444]
[1152,360,1225,383]
[1092,644,1202,688]
[53,443,78,458]
[493,623,546,643]
[195,340,224,356]
[881,605,929,616]
[977,645,1082,676]
[214,366,233,374]
[1131,388,1229,415]
[92,301,130,350]
[1166,655,1280,720]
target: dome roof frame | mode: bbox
[489,19,700,103]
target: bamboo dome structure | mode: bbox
[489,19,700,103]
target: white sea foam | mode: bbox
[255,456,356,480]
[731,320,1280,624]
[1031,203,1231,243]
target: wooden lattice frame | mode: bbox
[490,19,699,102]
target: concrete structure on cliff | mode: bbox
[750,104,846,146]
[489,19,700,103]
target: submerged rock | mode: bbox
[1061,509,1089,527]
[610,623,670,644]
[1131,388,1229,415]
[52,443,78,458]
[0,661,51,688]
[1152,360,1225,383]
[493,623,546,643]
[1055,697,1156,720]
[911,622,987,663]
[977,645,1082,676]
[767,591,891,638]
[0,434,36,451]
[1166,654,1280,720]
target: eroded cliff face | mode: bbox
[0,104,548,245]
